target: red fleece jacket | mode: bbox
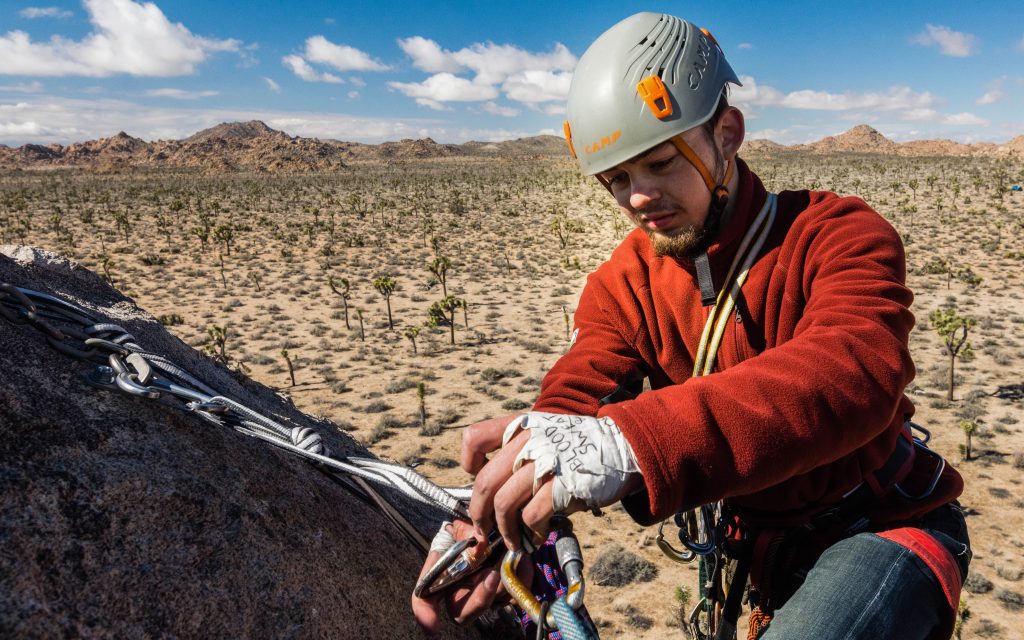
[533,159,962,526]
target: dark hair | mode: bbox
[701,88,730,143]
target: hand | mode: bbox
[411,519,503,632]
[468,412,643,552]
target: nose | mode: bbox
[628,179,661,211]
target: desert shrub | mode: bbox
[157,313,184,326]
[480,367,521,383]
[965,572,994,594]
[377,414,408,430]
[1013,452,1024,470]
[363,423,392,446]
[363,400,392,413]
[589,544,657,587]
[419,422,443,437]
[997,589,1023,611]
[973,619,1002,638]
[384,377,417,394]
[248,353,275,366]
[139,253,165,266]
[434,407,461,425]
[430,457,459,469]
[501,399,531,411]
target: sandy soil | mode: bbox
[2,150,1022,639]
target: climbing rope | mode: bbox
[654,193,779,640]
[1,281,596,639]
[0,282,468,552]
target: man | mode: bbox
[414,12,970,639]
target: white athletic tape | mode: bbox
[503,412,641,513]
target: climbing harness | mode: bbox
[0,282,597,640]
[647,190,950,639]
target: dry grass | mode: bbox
[3,150,1023,638]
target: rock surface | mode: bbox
[0,246,479,639]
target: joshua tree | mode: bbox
[428,295,465,346]
[356,308,365,341]
[281,348,296,387]
[929,308,974,401]
[428,256,452,297]
[248,270,262,292]
[907,178,919,201]
[100,255,114,285]
[328,276,352,329]
[373,275,397,329]
[213,223,234,256]
[417,381,427,428]
[959,419,977,461]
[113,210,131,243]
[191,225,210,252]
[205,324,229,363]
[563,305,572,342]
[404,326,421,355]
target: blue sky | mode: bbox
[1,0,1022,146]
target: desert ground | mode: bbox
[2,146,1022,639]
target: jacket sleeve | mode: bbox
[532,271,648,417]
[603,199,916,523]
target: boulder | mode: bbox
[0,246,480,639]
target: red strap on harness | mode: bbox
[877,528,962,638]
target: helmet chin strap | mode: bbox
[669,134,733,210]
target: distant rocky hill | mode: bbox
[745,125,1023,158]
[0,121,1019,173]
[0,120,571,172]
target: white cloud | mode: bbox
[348,76,366,87]
[397,36,466,73]
[303,35,389,72]
[0,0,241,77]
[976,76,1006,105]
[263,77,280,93]
[19,7,73,19]
[346,90,359,99]
[396,36,576,107]
[282,54,343,83]
[481,101,519,117]
[502,70,572,103]
[144,88,218,99]
[899,108,988,126]
[389,72,498,106]
[737,42,753,50]
[732,76,938,112]
[0,81,44,93]
[911,24,978,57]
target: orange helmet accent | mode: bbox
[636,75,673,119]
[563,120,578,159]
[700,27,719,48]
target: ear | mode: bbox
[715,107,745,161]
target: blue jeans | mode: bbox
[760,503,971,640]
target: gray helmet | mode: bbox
[564,12,741,176]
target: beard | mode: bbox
[637,145,727,260]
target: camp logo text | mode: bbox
[584,130,622,155]
[688,33,711,90]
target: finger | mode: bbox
[492,460,539,550]
[461,413,522,474]
[450,568,502,625]
[411,520,480,633]
[521,478,558,538]
[411,547,446,632]
[468,428,530,536]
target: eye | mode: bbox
[649,156,675,171]
[604,172,628,187]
